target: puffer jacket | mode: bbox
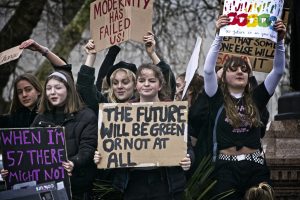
[31,107,98,194]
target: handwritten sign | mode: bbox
[0,46,23,66]
[219,0,284,43]
[217,37,275,72]
[97,101,188,169]
[90,0,153,51]
[0,127,70,192]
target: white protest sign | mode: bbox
[219,0,284,43]
[181,36,202,100]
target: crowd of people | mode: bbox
[0,15,286,200]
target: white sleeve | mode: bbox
[204,34,223,97]
[264,40,285,95]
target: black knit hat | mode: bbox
[106,61,137,86]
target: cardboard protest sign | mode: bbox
[219,0,284,43]
[0,127,70,195]
[0,46,23,66]
[182,36,202,99]
[90,0,153,52]
[97,101,188,169]
[217,37,275,72]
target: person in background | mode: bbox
[31,71,97,200]
[175,72,204,107]
[244,183,274,200]
[202,15,286,199]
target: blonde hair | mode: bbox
[244,183,274,200]
[108,68,136,103]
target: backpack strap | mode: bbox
[212,104,224,162]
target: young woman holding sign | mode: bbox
[30,71,97,200]
[94,63,193,200]
[202,15,286,199]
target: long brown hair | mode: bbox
[38,71,84,113]
[10,73,42,113]
[136,63,170,101]
[221,56,261,128]
[177,72,204,105]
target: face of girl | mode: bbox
[175,77,185,100]
[17,80,40,110]
[225,65,249,92]
[112,70,135,102]
[136,68,161,100]
[46,79,67,107]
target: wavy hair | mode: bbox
[244,183,274,200]
[221,56,262,128]
[177,72,204,105]
[108,68,136,103]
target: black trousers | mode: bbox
[211,160,270,200]
[124,169,184,200]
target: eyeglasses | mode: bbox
[228,65,250,73]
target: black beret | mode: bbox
[106,61,137,86]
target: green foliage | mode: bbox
[91,156,234,199]
[184,155,235,200]
[92,180,122,200]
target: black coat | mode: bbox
[0,106,38,128]
[31,107,98,194]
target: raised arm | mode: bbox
[19,39,67,66]
[264,20,286,95]
[96,45,120,91]
[76,40,107,115]
[144,31,176,99]
[204,15,229,97]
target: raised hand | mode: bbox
[216,15,230,33]
[274,20,286,42]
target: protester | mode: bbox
[202,15,286,199]
[0,39,70,129]
[95,63,193,200]
[0,73,42,128]
[244,183,274,200]
[30,71,98,200]
[175,72,204,107]
[76,40,137,114]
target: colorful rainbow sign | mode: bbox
[220,0,284,43]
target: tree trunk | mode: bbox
[290,0,300,90]
[35,0,94,81]
[0,0,47,113]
